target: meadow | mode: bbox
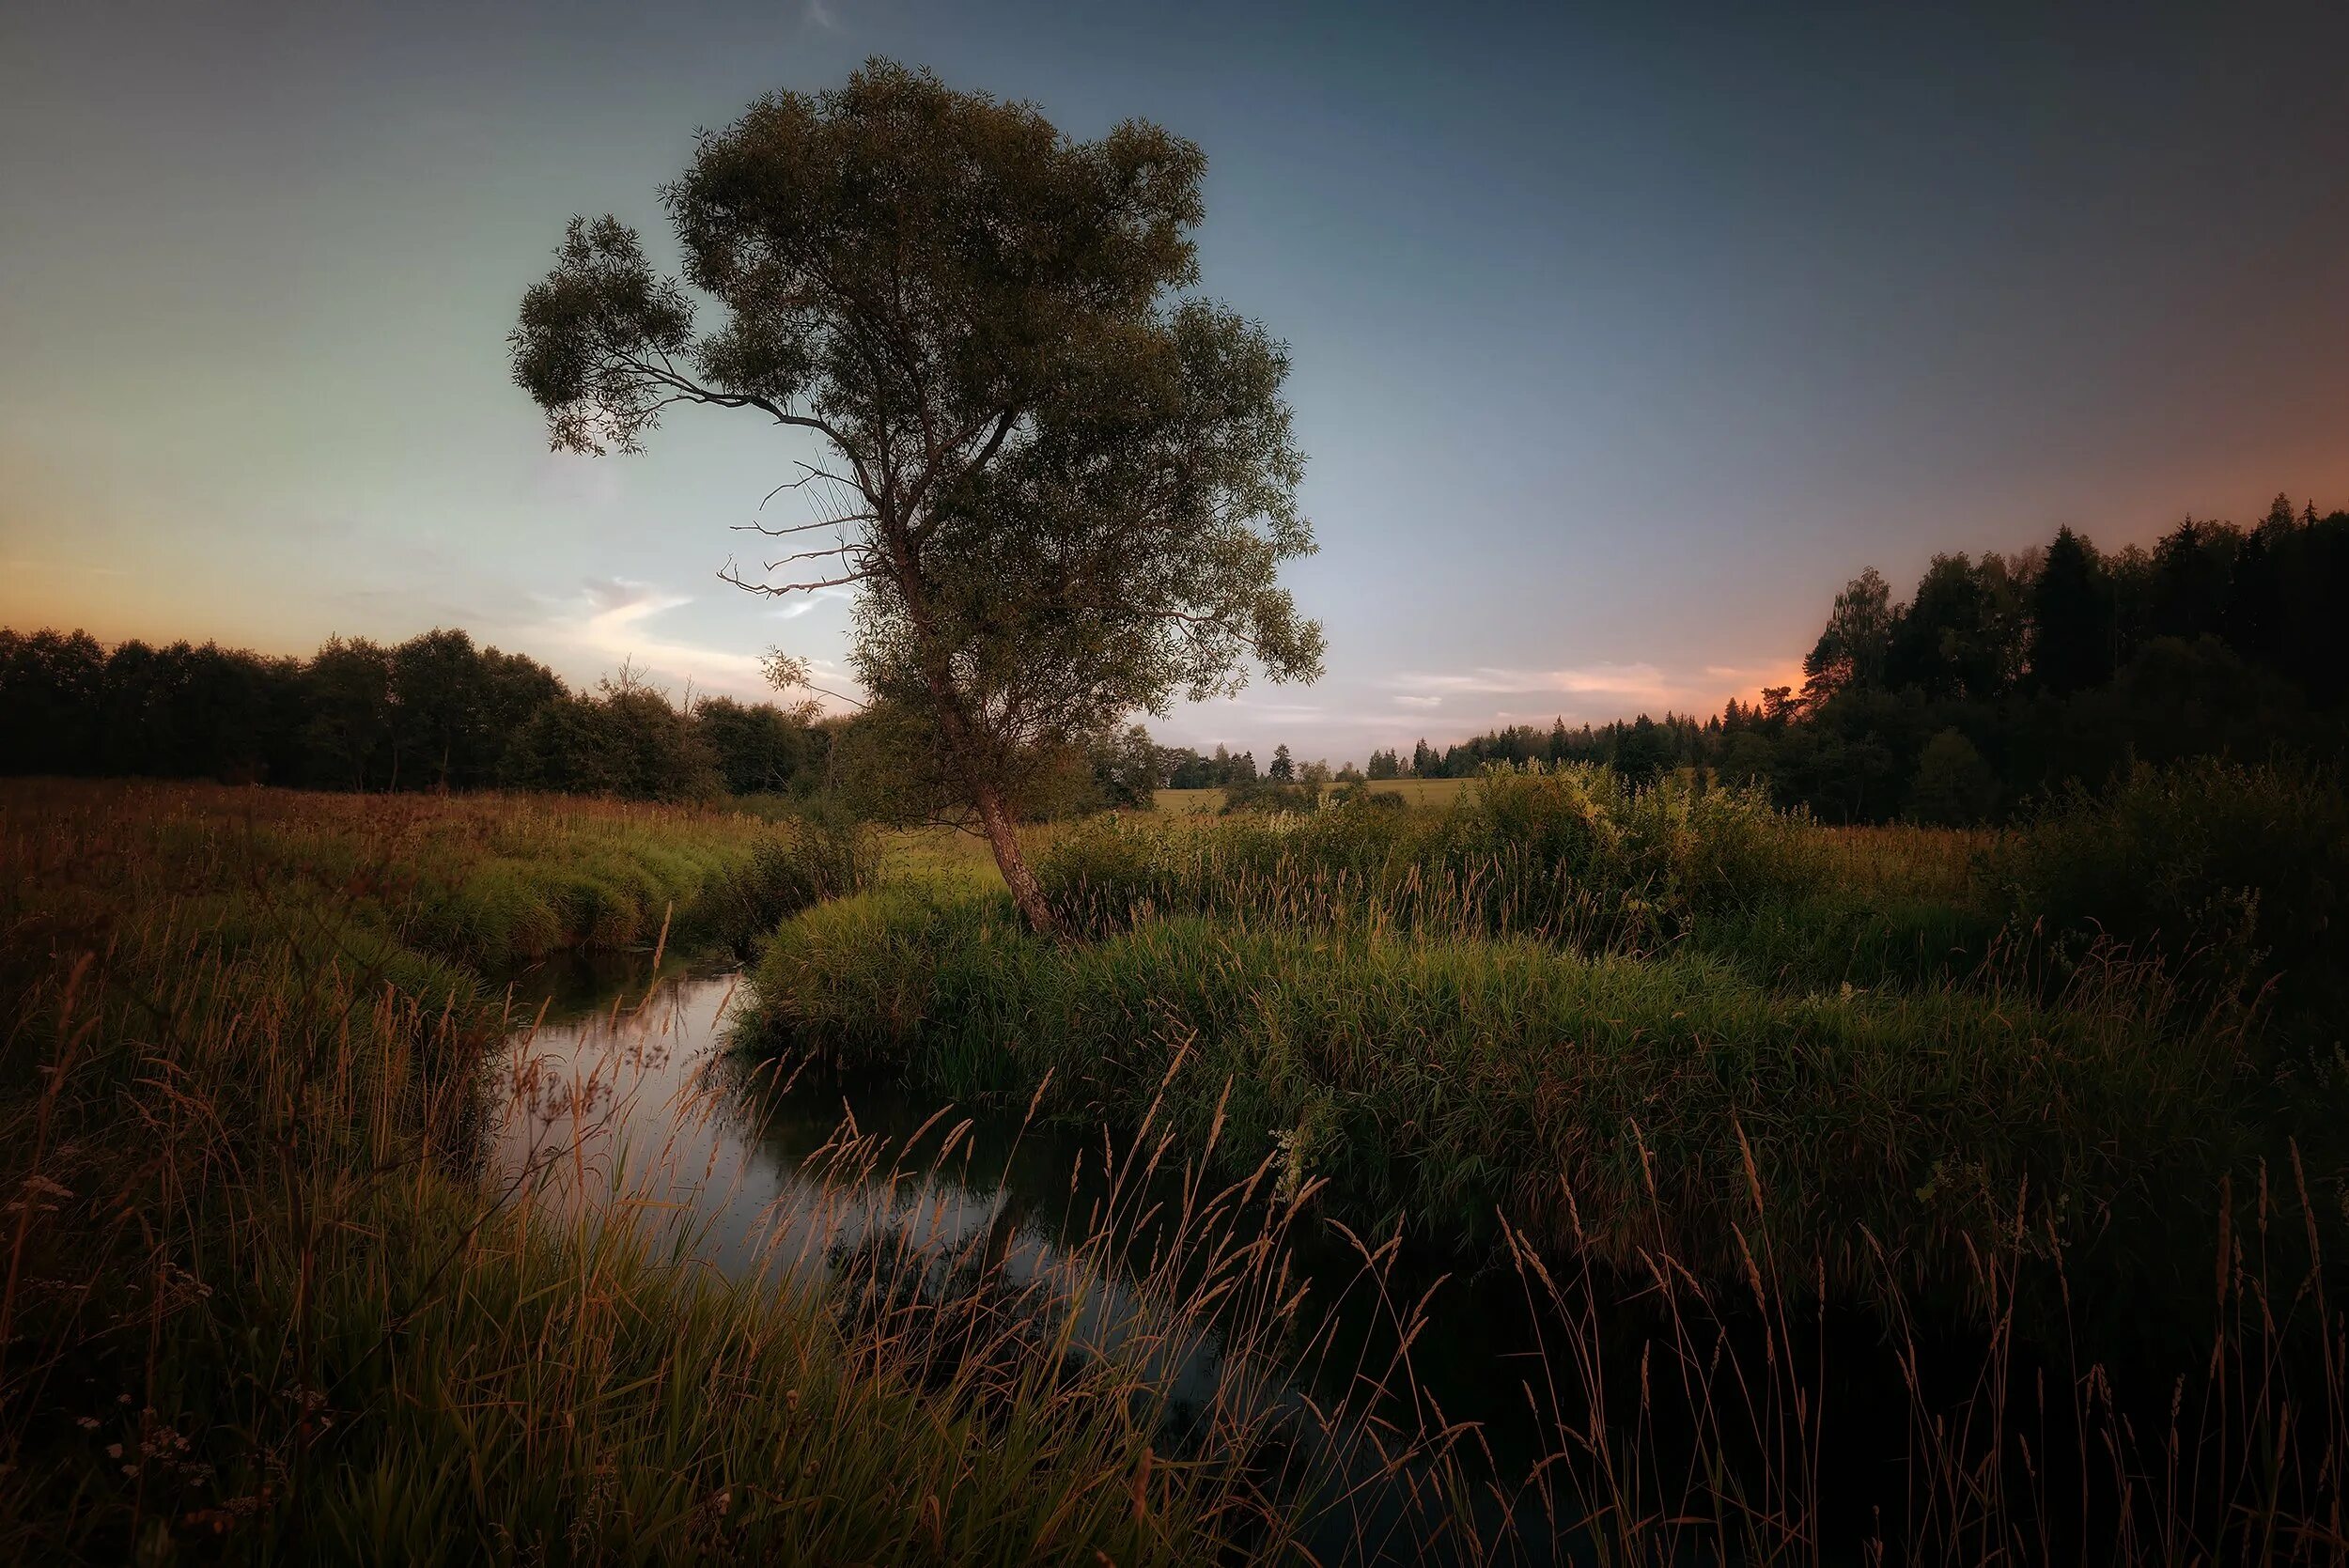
[0,783,1321,1563]
[1151,778,1475,815]
[5,766,2344,1562]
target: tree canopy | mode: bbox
[511,61,1322,931]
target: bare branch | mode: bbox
[762,543,861,571]
[731,516,872,538]
[760,462,865,505]
[716,558,880,597]
[619,352,853,450]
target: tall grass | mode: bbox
[1,778,872,971]
[8,778,2344,1561]
[744,885,2315,1331]
[734,761,2349,1559]
[1039,765,2004,994]
[1485,1146,2347,1565]
[1999,758,2349,1064]
[1039,767,1806,948]
[0,783,1323,1563]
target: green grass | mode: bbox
[1995,757,2349,1065]
[743,881,2293,1325]
[11,772,2346,1562]
[747,761,2349,1333]
[0,778,871,974]
[1150,777,1472,815]
[1042,766,1999,994]
[726,761,2349,1556]
[0,782,1298,1564]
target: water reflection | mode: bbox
[498,961,1326,1414]
[484,956,1551,1561]
[478,953,2267,1566]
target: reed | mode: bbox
[1035,765,2006,995]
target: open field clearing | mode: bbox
[1151,778,1475,815]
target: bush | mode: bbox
[1328,780,1408,811]
[2001,759,2347,1051]
[701,815,880,948]
[1219,777,1318,815]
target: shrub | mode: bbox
[700,815,880,948]
[2001,759,2347,1050]
[1218,777,1318,815]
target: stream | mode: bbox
[482,952,1588,1560]
[481,953,2010,1563]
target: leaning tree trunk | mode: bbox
[920,665,1064,938]
[892,545,1065,939]
[972,779,1062,939]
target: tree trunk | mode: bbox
[882,526,1064,939]
[972,779,1062,939]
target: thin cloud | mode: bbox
[1384,658,1808,725]
[1216,695,1345,725]
[530,579,799,704]
[768,586,854,621]
[1388,663,1678,703]
[580,577,687,622]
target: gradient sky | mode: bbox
[4,1,2345,765]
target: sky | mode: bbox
[3,0,2345,765]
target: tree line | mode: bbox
[1358,495,2347,824]
[0,625,1181,816]
[0,626,832,803]
[14,497,2337,827]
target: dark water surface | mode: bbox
[483,954,2077,1564]
[483,953,1593,1560]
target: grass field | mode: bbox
[7,768,2344,1562]
[750,768,2341,1324]
[737,761,2349,1556]
[1,783,1323,1564]
[1150,778,1472,815]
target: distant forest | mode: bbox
[4,495,2341,826]
[0,627,834,805]
[1374,494,2348,823]
[0,621,1162,818]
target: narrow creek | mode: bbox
[481,952,2038,1563]
[482,952,1584,1560]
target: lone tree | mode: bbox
[511,61,1321,935]
[512,67,1315,929]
